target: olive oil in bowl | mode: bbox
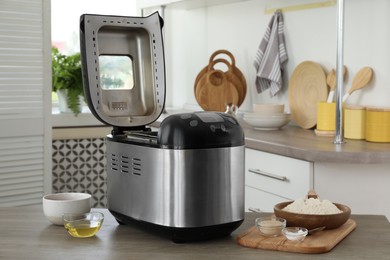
[63,212,104,238]
[65,220,102,238]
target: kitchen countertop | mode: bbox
[1,206,390,259]
[243,124,390,164]
[153,111,390,164]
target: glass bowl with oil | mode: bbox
[63,212,104,238]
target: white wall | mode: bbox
[163,0,390,112]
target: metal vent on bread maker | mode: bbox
[132,158,142,176]
[110,153,119,172]
[119,155,130,174]
[109,153,141,175]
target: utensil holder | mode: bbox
[316,102,336,131]
[344,105,366,140]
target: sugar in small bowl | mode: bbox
[255,216,286,237]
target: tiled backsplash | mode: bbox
[52,138,107,207]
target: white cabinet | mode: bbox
[245,186,289,213]
[245,148,390,221]
[244,148,314,212]
[314,162,390,220]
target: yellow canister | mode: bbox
[344,105,366,140]
[316,102,336,131]
[365,107,390,142]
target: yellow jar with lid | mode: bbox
[344,105,366,140]
[365,107,390,142]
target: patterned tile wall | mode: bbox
[52,138,107,208]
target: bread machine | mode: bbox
[79,12,245,242]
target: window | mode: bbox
[51,0,137,126]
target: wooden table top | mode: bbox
[1,206,390,259]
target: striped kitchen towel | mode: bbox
[254,10,288,96]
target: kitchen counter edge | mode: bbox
[152,111,390,164]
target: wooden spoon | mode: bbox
[326,65,347,103]
[308,226,326,235]
[342,67,373,103]
[307,190,319,199]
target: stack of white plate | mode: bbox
[243,111,290,131]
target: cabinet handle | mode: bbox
[249,168,288,182]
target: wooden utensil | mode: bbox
[326,65,347,103]
[342,67,373,102]
[274,201,351,230]
[197,70,239,112]
[237,219,356,254]
[195,58,242,105]
[194,49,246,107]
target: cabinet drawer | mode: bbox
[245,148,313,200]
[245,186,287,213]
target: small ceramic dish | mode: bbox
[253,103,284,114]
[282,227,308,242]
[42,193,91,225]
[63,212,104,238]
[255,217,286,237]
[243,113,290,130]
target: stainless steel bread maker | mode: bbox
[80,12,245,242]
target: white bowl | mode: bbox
[253,103,284,114]
[42,193,91,225]
[243,113,290,130]
[244,112,290,118]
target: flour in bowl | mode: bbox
[283,198,342,215]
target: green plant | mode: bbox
[52,47,84,115]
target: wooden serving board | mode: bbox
[237,219,356,254]
[288,61,328,129]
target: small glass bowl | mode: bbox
[282,227,308,242]
[63,212,104,238]
[255,217,286,237]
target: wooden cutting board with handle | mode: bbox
[194,49,246,108]
[237,219,356,254]
[196,69,239,112]
[195,58,242,106]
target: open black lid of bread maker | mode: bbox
[80,12,244,149]
[79,12,165,130]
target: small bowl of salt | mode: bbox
[282,227,308,242]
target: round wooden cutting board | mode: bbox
[288,61,328,129]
